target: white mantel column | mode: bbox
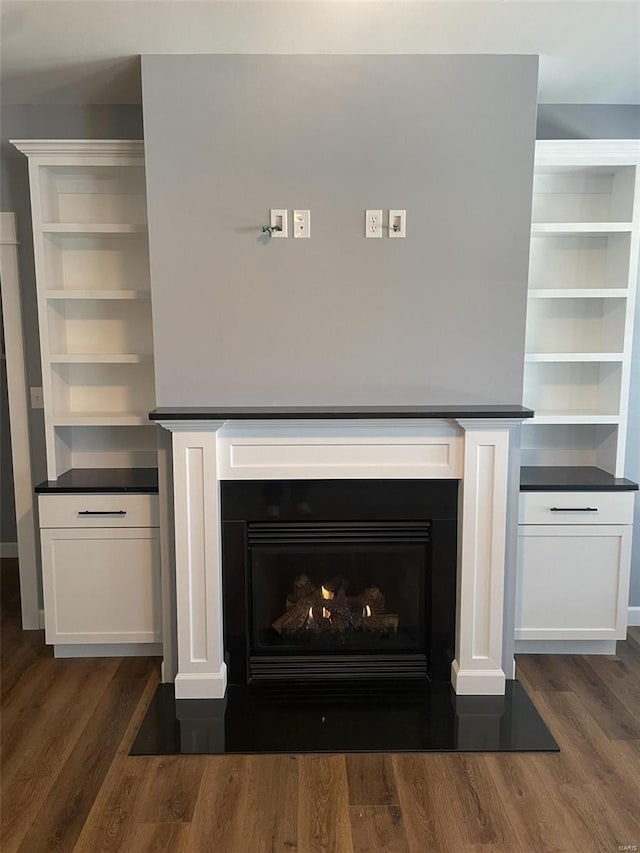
[452,419,518,695]
[162,421,227,699]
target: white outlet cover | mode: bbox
[365,210,382,238]
[293,210,310,238]
[389,209,406,238]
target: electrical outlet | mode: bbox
[365,210,382,238]
[30,387,44,409]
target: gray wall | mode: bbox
[0,104,143,545]
[142,54,538,407]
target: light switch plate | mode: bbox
[293,210,310,238]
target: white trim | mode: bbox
[0,543,18,559]
[10,140,143,157]
[515,639,617,655]
[0,213,41,629]
[54,643,162,658]
[175,669,228,700]
[159,417,525,697]
[628,606,640,627]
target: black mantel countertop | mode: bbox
[149,404,535,421]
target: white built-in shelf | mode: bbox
[49,353,152,364]
[525,353,624,363]
[530,413,621,425]
[52,412,149,427]
[531,223,633,236]
[528,289,628,299]
[46,290,151,300]
[42,223,147,235]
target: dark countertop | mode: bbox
[520,466,638,492]
[149,405,534,421]
[35,468,159,494]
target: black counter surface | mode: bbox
[149,405,534,421]
[520,466,638,492]
[35,468,159,494]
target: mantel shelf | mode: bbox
[46,290,151,300]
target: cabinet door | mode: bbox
[41,527,161,644]
[515,524,631,641]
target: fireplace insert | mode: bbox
[222,480,457,683]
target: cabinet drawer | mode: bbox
[39,493,159,528]
[519,491,634,525]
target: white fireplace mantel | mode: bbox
[155,413,529,698]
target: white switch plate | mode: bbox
[30,387,44,409]
[293,210,310,238]
[389,210,406,238]
[270,209,288,237]
[365,210,382,238]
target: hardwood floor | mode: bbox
[2,557,639,852]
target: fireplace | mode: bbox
[222,479,457,684]
[152,409,533,697]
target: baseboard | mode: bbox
[0,542,18,558]
[515,639,617,655]
[54,643,163,658]
[628,606,640,627]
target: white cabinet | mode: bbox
[517,140,639,656]
[39,493,161,649]
[515,490,634,653]
[13,140,162,657]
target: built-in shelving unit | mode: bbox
[516,141,639,655]
[12,140,157,478]
[522,141,640,476]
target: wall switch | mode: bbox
[293,210,310,238]
[30,387,44,409]
[389,210,406,238]
[270,209,288,237]
[365,210,382,238]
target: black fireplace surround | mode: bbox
[222,479,458,684]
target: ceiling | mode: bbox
[1,1,639,105]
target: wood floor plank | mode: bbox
[137,756,205,823]
[444,755,516,847]
[586,646,640,718]
[346,755,399,805]
[16,659,154,853]
[130,823,190,853]
[299,755,354,853]
[239,755,299,853]
[349,805,409,853]
[559,655,640,740]
[184,756,248,852]
[393,754,467,853]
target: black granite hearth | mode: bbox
[130,680,558,755]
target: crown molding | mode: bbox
[10,139,144,157]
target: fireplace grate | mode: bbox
[249,653,428,680]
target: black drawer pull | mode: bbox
[78,510,127,516]
[549,507,598,512]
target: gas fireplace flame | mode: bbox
[322,606,331,620]
[363,604,372,618]
[308,606,314,620]
[321,585,334,601]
